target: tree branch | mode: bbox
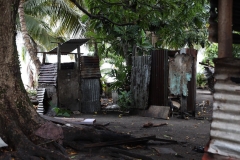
[100,0,123,6]
[137,0,163,11]
[69,0,135,26]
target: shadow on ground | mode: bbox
[70,89,213,160]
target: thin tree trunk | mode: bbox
[18,0,41,77]
[123,42,132,66]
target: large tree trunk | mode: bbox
[0,1,130,159]
[0,0,44,156]
[18,0,41,78]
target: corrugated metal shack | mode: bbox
[80,56,101,113]
[203,0,240,159]
[38,39,101,113]
[132,48,197,115]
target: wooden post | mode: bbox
[218,0,233,58]
[42,53,46,64]
[77,45,81,111]
[77,45,80,70]
[57,43,61,107]
[181,95,187,118]
[57,43,61,70]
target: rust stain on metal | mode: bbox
[80,56,101,78]
[149,49,168,106]
[169,54,193,96]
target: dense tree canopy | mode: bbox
[17,0,210,54]
[78,0,209,47]
[17,0,210,91]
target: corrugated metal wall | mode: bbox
[38,63,58,107]
[131,56,151,109]
[80,56,101,78]
[80,56,101,112]
[58,70,80,111]
[186,49,197,114]
[149,49,168,106]
[81,79,101,113]
[208,58,240,158]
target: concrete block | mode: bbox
[136,105,170,119]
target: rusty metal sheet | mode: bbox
[81,79,101,113]
[149,49,168,106]
[208,58,240,159]
[131,56,151,109]
[186,49,197,113]
[81,56,101,78]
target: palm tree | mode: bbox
[17,0,86,88]
[18,0,41,77]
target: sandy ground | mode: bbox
[69,89,213,160]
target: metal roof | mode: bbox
[48,39,89,54]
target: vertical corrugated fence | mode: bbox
[208,58,240,158]
[186,49,197,114]
[38,63,58,108]
[80,56,101,113]
[131,56,151,109]
[149,49,168,106]
[81,79,101,113]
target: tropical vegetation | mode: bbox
[17,0,210,92]
[0,0,213,159]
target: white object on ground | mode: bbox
[80,119,96,125]
[0,137,8,147]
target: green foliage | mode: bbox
[27,89,37,96]
[49,101,71,117]
[103,54,131,91]
[52,107,71,117]
[19,0,86,51]
[21,47,27,62]
[202,43,218,66]
[84,0,209,51]
[203,43,240,66]
[118,91,132,112]
[196,73,206,88]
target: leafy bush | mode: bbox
[52,107,71,117]
[118,91,132,112]
[49,102,71,117]
[27,90,37,96]
[196,73,207,88]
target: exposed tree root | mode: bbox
[0,118,132,160]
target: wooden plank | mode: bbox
[107,147,153,160]
[83,135,178,149]
[40,115,96,126]
[83,136,156,148]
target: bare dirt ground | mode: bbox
[69,89,213,160]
